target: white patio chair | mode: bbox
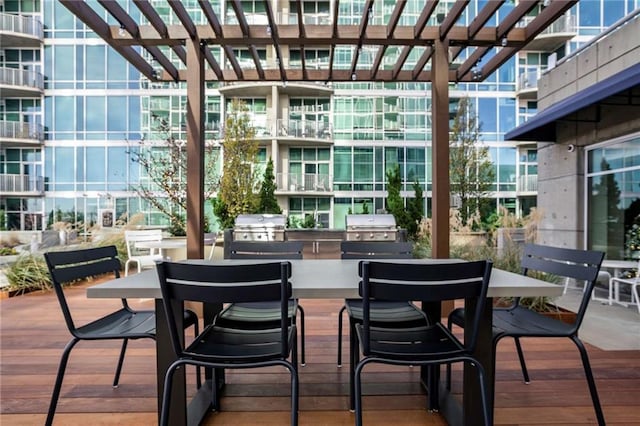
[609,260,640,314]
[124,229,164,276]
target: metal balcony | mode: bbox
[0,67,44,97]
[0,174,44,196]
[0,121,44,146]
[517,175,538,194]
[275,119,332,141]
[0,12,43,48]
[276,173,333,193]
[523,14,577,51]
[516,70,540,99]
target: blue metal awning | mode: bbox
[505,62,640,142]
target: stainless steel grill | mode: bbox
[345,214,397,241]
[233,214,286,241]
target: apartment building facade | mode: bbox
[1,0,638,234]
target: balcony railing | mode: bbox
[275,119,332,140]
[518,69,541,91]
[0,12,43,39]
[276,173,332,192]
[0,174,44,194]
[0,120,44,142]
[517,175,538,193]
[0,67,44,90]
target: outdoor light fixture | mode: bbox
[118,25,126,37]
[501,36,508,47]
[351,73,357,81]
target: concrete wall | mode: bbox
[535,17,640,249]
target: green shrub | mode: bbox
[4,254,52,295]
[0,247,18,256]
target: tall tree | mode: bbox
[129,118,219,235]
[215,99,259,229]
[406,180,424,238]
[257,157,282,214]
[449,97,495,227]
[385,164,411,232]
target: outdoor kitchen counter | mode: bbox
[284,229,345,254]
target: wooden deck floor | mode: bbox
[1,280,639,425]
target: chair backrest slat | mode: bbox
[156,261,293,358]
[340,241,413,259]
[44,246,121,335]
[227,241,304,260]
[520,243,604,331]
[359,260,492,354]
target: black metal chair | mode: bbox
[337,241,427,367]
[43,246,200,426]
[156,260,299,426]
[353,260,493,426]
[447,243,606,426]
[219,240,307,366]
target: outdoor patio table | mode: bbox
[86,258,562,426]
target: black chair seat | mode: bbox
[493,306,574,336]
[185,325,297,362]
[345,300,426,324]
[76,308,155,338]
[78,309,198,339]
[449,306,573,337]
[217,300,298,325]
[356,324,465,361]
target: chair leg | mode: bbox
[159,360,182,426]
[192,321,202,389]
[469,358,492,426]
[513,337,530,384]
[348,319,358,412]
[354,358,368,426]
[283,358,299,425]
[445,317,453,390]
[113,338,128,388]
[571,335,606,426]
[296,305,306,366]
[45,338,79,426]
[337,305,346,367]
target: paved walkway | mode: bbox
[556,286,640,350]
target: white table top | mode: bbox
[87,259,563,300]
[602,259,638,270]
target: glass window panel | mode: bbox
[86,147,105,183]
[107,97,127,132]
[54,97,74,131]
[54,45,74,82]
[86,45,105,81]
[86,96,106,131]
[478,98,497,133]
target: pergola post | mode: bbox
[185,37,205,259]
[431,38,450,260]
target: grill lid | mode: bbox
[346,214,396,229]
[234,214,287,228]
